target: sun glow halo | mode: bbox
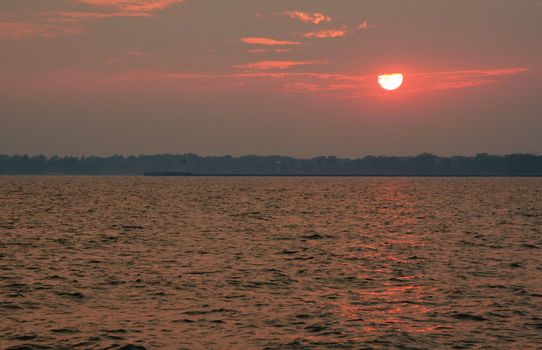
[378,73,404,91]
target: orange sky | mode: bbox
[1,0,541,156]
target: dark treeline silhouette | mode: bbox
[1,153,541,176]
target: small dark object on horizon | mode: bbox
[144,171,194,177]
[118,345,147,350]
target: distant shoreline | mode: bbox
[1,173,542,177]
[144,173,542,177]
[2,153,541,177]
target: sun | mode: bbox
[378,73,404,91]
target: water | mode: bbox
[1,176,541,349]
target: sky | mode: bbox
[1,0,541,158]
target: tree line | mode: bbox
[0,153,541,176]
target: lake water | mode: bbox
[1,177,541,349]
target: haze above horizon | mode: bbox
[1,0,541,157]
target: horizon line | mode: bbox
[2,152,541,160]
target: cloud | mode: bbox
[50,0,183,21]
[0,0,183,41]
[241,37,301,46]
[247,48,294,54]
[411,67,528,84]
[126,50,157,57]
[405,67,529,94]
[77,0,184,12]
[43,11,152,22]
[20,66,527,99]
[0,22,81,40]
[297,21,382,41]
[283,11,331,24]
[282,82,361,97]
[106,50,157,65]
[259,67,528,98]
[107,57,125,64]
[430,67,528,78]
[303,28,348,38]
[0,10,149,40]
[358,21,383,30]
[234,60,327,70]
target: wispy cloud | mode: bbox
[77,0,184,12]
[297,22,382,41]
[247,48,295,54]
[234,67,527,98]
[42,11,152,22]
[52,0,182,20]
[127,50,157,57]
[241,37,301,46]
[22,67,527,98]
[107,57,125,64]
[404,67,529,94]
[421,67,528,78]
[0,22,81,40]
[107,50,157,64]
[0,11,144,40]
[283,11,331,24]
[303,28,348,39]
[234,60,327,70]
[0,0,182,41]
[358,21,383,30]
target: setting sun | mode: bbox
[378,73,404,91]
